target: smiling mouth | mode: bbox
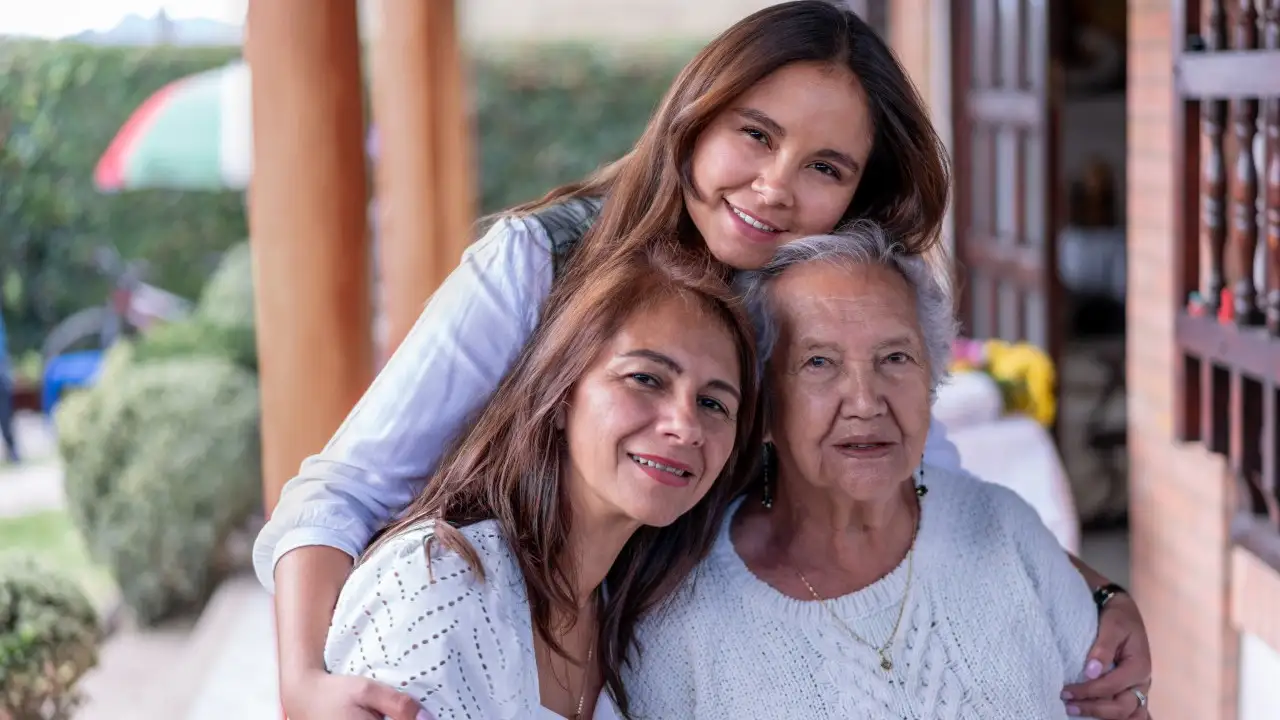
[628,453,693,479]
[727,202,781,233]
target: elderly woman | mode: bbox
[625,222,1144,719]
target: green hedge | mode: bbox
[0,41,694,357]
[0,41,247,357]
[472,45,690,213]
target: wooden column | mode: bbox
[370,0,476,355]
[246,0,373,512]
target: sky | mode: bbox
[0,0,243,38]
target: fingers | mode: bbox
[1064,664,1136,701]
[353,678,426,720]
[1067,602,1152,701]
[1066,687,1146,720]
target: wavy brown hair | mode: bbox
[507,0,949,276]
[366,239,762,716]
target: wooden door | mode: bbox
[950,0,1063,366]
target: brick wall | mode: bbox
[1125,1,1237,718]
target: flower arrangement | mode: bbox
[950,338,1057,427]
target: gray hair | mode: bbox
[735,220,959,393]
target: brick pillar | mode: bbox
[1126,1,1237,717]
[369,0,476,355]
[245,0,373,512]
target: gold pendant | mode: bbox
[879,651,893,671]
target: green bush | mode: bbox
[0,556,101,720]
[132,241,257,371]
[194,241,254,333]
[471,45,692,213]
[56,347,261,625]
[130,320,256,372]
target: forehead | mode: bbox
[607,293,742,378]
[769,262,920,346]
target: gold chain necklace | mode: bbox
[570,641,595,720]
[794,506,920,672]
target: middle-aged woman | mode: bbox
[325,242,762,719]
[255,3,1151,718]
[623,224,1149,720]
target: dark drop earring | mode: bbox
[761,442,775,509]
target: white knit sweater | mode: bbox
[624,464,1100,720]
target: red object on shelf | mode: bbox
[1218,288,1233,324]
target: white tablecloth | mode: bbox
[947,415,1081,555]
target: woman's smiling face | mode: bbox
[684,61,875,271]
[562,294,744,530]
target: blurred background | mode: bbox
[0,1,1276,719]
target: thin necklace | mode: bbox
[571,641,595,720]
[793,497,922,672]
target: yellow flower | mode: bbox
[982,340,1057,427]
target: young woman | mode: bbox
[258,4,1151,719]
[324,242,761,719]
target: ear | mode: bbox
[554,402,567,431]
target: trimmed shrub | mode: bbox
[0,556,101,720]
[56,348,261,625]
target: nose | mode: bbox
[838,363,888,420]
[751,157,795,208]
[655,397,705,447]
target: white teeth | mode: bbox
[630,455,688,477]
[731,207,779,232]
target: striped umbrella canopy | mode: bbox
[94,60,252,192]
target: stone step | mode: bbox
[176,573,279,720]
[73,573,279,720]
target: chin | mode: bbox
[705,233,780,271]
[838,468,914,499]
[620,498,694,529]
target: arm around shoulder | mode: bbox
[252,217,556,592]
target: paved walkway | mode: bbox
[0,411,65,518]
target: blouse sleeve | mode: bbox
[252,217,555,592]
[324,525,534,720]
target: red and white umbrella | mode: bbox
[94,60,252,192]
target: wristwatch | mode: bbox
[1092,582,1127,611]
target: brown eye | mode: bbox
[699,396,729,416]
[811,162,840,179]
[629,372,660,387]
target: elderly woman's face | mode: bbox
[767,261,931,501]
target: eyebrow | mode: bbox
[873,335,921,351]
[620,349,742,402]
[734,107,863,175]
[795,335,919,353]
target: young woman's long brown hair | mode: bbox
[509,0,949,278]
[366,239,762,715]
